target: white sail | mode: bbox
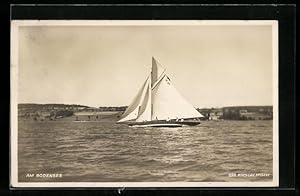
[119,57,203,124]
[151,57,165,87]
[118,77,149,122]
[151,74,203,120]
[135,78,152,122]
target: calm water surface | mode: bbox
[18,120,273,182]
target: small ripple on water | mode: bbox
[18,120,273,182]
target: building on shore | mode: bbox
[197,108,223,120]
[208,109,223,120]
[222,106,272,120]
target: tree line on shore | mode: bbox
[18,103,273,121]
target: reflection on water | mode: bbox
[18,120,273,182]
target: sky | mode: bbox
[17,23,274,108]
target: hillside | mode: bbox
[18,103,272,121]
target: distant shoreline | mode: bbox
[17,103,273,110]
[17,103,273,121]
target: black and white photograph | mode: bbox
[10,20,278,187]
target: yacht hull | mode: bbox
[119,120,201,127]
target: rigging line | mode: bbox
[151,70,166,90]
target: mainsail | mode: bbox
[118,57,203,123]
[151,56,165,87]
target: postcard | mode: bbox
[10,20,278,188]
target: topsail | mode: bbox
[118,57,203,127]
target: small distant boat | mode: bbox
[117,57,203,127]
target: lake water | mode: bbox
[18,120,273,182]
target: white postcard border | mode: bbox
[10,20,279,188]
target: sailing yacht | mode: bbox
[117,57,203,127]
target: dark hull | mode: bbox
[120,120,201,127]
